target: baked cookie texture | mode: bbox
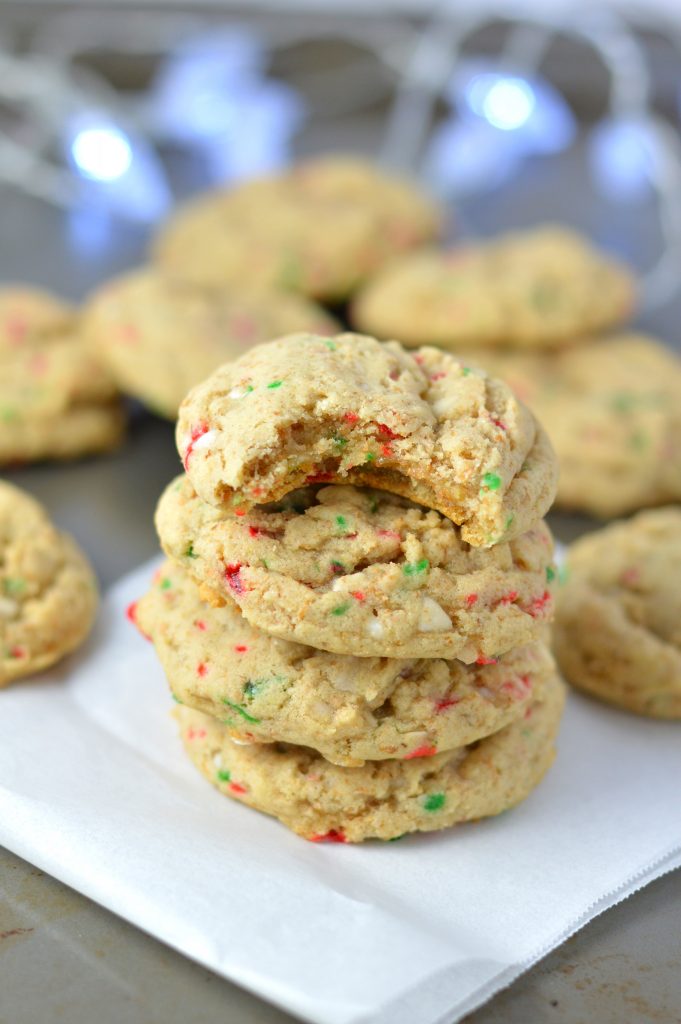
[0,286,124,463]
[137,559,555,765]
[176,333,558,548]
[468,335,681,518]
[176,671,565,842]
[0,480,98,686]
[352,226,634,350]
[153,156,441,301]
[83,268,338,418]
[554,508,681,718]
[156,478,556,660]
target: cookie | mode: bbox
[175,671,565,842]
[0,286,124,463]
[352,226,634,350]
[469,335,681,518]
[554,508,681,718]
[153,156,441,301]
[157,477,555,659]
[137,558,555,765]
[83,268,338,418]
[176,333,558,548]
[0,481,98,686]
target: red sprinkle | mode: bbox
[229,782,248,796]
[476,655,498,666]
[197,662,208,678]
[225,563,245,595]
[404,744,437,759]
[234,508,247,517]
[465,594,478,607]
[8,645,27,659]
[194,620,207,631]
[126,600,151,641]
[343,412,359,425]
[435,696,461,713]
[183,422,210,471]
[350,590,366,602]
[376,422,403,440]
[377,529,401,541]
[526,590,552,618]
[430,372,447,382]
[309,829,347,843]
[234,644,249,653]
[490,417,507,431]
[186,727,207,741]
[380,443,394,458]
[498,590,518,605]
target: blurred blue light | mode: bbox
[450,60,575,157]
[590,119,656,202]
[65,113,170,223]
[423,118,523,197]
[467,74,536,131]
[71,126,132,181]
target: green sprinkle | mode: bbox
[260,558,270,569]
[223,699,261,724]
[532,281,557,311]
[331,602,351,616]
[481,472,501,492]
[243,673,285,700]
[546,566,556,583]
[330,559,346,573]
[243,384,254,395]
[335,515,349,532]
[521,728,533,739]
[333,435,348,448]
[387,834,407,842]
[171,692,183,704]
[629,430,649,451]
[402,559,429,576]
[558,565,570,586]
[267,380,283,389]
[505,514,514,531]
[3,578,25,596]
[217,769,231,783]
[160,578,172,590]
[461,367,471,376]
[423,792,446,812]
[325,340,337,352]
[365,452,376,462]
[611,392,636,414]
[185,542,197,559]
[369,497,379,514]
[0,406,17,423]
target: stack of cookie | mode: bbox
[352,226,681,520]
[136,332,565,842]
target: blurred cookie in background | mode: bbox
[83,267,338,418]
[152,156,442,302]
[0,285,124,464]
[465,334,681,519]
[0,479,98,687]
[554,508,681,718]
[352,226,634,350]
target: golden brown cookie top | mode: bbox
[176,332,558,548]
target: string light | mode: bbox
[64,113,170,222]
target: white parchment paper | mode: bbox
[1,557,680,1024]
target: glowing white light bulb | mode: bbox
[482,78,535,130]
[71,127,133,181]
